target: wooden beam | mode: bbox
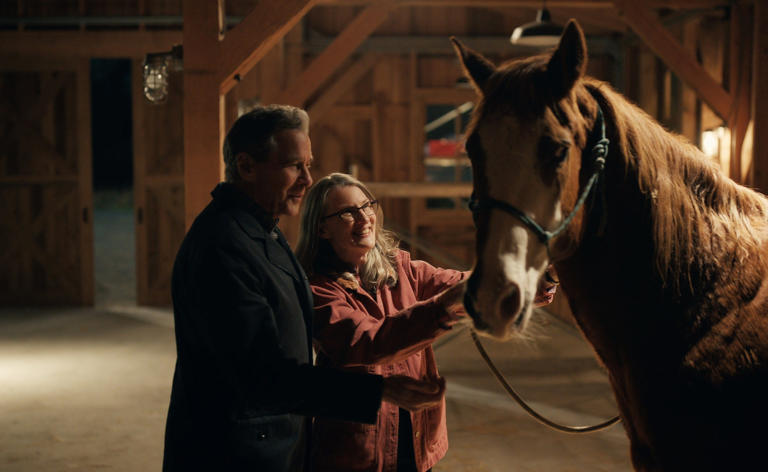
[317,0,724,8]
[614,0,732,121]
[0,31,181,58]
[752,1,768,194]
[307,54,379,121]
[305,34,621,56]
[277,0,396,107]
[219,0,317,94]
[364,182,472,198]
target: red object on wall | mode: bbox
[428,139,461,156]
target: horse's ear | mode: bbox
[546,19,588,99]
[451,37,495,92]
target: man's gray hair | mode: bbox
[222,105,310,182]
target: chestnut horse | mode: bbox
[453,20,768,471]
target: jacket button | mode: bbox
[415,431,420,438]
[257,432,268,440]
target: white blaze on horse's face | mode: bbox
[452,20,588,339]
[471,117,559,338]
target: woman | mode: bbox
[296,173,557,472]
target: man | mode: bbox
[163,105,450,471]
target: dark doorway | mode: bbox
[91,58,136,306]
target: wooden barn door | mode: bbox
[132,60,185,306]
[0,58,94,306]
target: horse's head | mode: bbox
[454,20,602,339]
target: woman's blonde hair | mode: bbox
[296,173,399,289]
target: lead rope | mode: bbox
[469,329,621,433]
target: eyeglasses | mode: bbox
[322,200,378,222]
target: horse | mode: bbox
[452,19,768,471]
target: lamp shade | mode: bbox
[510,8,563,47]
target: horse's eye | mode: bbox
[554,141,570,162]
[538,135,571,166]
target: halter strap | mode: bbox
[468,105,609,255]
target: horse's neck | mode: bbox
[564,86,768,365]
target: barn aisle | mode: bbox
[0,306,631,471]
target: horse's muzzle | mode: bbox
[463,290,491,333]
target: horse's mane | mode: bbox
[578,79,768,292]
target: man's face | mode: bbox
[244,129,313,217]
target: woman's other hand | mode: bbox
[533,265,558,307]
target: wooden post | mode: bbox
[183,0,225,226]
[728,2,753,184]
[752,0,768,194]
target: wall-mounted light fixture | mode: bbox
[142,44,183,104]
[510,2,563,48]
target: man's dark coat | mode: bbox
[163,183,382,471]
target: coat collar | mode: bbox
[211,182,278,240]
[211,182,301,280]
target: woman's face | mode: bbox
[319,185,377,269]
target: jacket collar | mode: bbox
[211,182,278,240]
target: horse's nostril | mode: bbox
[500,287,520,320]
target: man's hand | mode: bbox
[381,375,446,411]
[534,265,558,307]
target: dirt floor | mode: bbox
[0,306,632,471]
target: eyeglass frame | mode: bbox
[322,200,378,222]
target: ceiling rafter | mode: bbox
[277,0,397,107]
[614,0,732,121]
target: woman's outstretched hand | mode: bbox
[435,280,468,325]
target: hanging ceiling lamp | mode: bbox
[510,2,563,48]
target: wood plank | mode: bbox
[412,88,477,103]
[77,58,93,304]
[614,0,732,121]
[321,104,374,121]
[0,31,181,58]
[407,52,421,242]
[277,0,396,107]
[752,0,768,194]
[218,0,317,94]
[132,58,149,305]
[259,39,285,105]
[679,20,698,144]
[0,175,79,183]
[364,181,472,197]
[308,54,379,122]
